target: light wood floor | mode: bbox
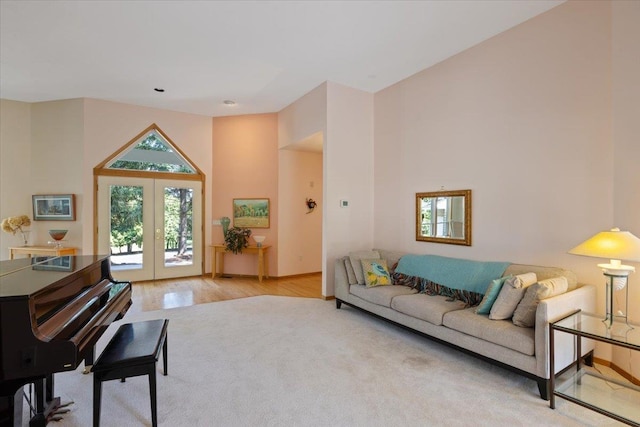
[129,273,323,313]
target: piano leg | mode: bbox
[83,347,95,374]
[0,387,23,427]
[28,375,60,427]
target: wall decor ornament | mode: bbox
[1,215,31,246]
[306,198,317,213]
[32,194,76,221]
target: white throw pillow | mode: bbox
[512,277,569,327]
[489,272,537,320]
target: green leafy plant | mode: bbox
[224,226,252,254]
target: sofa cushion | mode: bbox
[344,258,357,285]
[489,273,537,320]
[475,276,511,315]
[349,250,381,285]
[443,308,535,356]
[349,284,416,308]
[512,277,569,327]
[391,294,466,326]
[374,249,407,270]
[361,259,391,288]
[504,264,578,290]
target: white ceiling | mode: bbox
[0,1,563,118]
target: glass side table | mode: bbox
[550,310,640,426]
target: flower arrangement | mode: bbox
[1,215,32,245]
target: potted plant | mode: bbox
[224,226,252,254]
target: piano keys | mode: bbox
[0,255,132,426]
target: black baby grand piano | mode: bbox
[0,255,132,426]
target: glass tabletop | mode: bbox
[552,311,640,350]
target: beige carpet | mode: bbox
[24,296,620,426]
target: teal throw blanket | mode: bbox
[395,254,510,295]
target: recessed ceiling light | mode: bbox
[154,88,165,92]
[223,100,236,106]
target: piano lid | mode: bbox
[0,255,111,299]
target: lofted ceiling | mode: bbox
[0,1,563,118]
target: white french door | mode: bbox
[97,176,202,281]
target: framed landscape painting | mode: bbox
[233,198,270,228]
[32,194,76,221]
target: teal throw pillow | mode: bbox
[476,276,511,315]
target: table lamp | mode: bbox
[569,228,640,329]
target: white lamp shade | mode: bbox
[568,228,640,262]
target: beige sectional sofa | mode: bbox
[334,249,597,399]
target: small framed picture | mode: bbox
[233,198,270,228]
[31,255,75,272]
[32,194,76,221]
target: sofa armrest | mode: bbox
[534,284,597,378]
[334,257,351,301]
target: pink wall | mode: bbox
[212,114,279,276]
[278,149,323,276]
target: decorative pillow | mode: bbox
[361,259,391,288]
[344,258,358,285]
[349,251,381,285]
[476,276,511,315]
[512,277,569,327]
[489,272,537,320]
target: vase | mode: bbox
[220,217,230,238]
[20,230,30,246]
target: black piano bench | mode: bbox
[92,319,169,427]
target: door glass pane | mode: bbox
[109,185,144,271]
[106,130,196,173]
[164,186,193,267]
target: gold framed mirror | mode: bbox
[416,189,471,246]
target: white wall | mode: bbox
[278,83,327,150]
[324,82,375,296]
[373,0,618,359]
[278,84,328,286]
[0,100,32,259]
[29,100,85,250]
[374,0,612,271]
[278,82,374,296]
[0,98,213,263]
[611,0,640,379]
[82,98,213,258]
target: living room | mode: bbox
[1,1,638,425]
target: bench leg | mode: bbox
[148,367,157,427]
[93,377,102,427]
[163,334,168,376]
